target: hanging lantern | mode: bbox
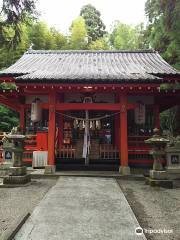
[31,98,42,122]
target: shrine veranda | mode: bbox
[0,50,180,173]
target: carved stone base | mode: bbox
[119,166,131,175]
[3,174,31,185]
[145,177,173,189]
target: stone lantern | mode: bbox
[166,136,180,178]
[145,128,173,188]
[1,128,31,186]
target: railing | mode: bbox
[23,134,37,163]
[100,144,119,159]
[59,145,76,159]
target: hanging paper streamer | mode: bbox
[73,119,78,129]
[92,121,96,130]
[96,120,101,130]
[82,110,90,164]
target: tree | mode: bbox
[110,21,146,50]
[50,27,67,50]
[0,105,19,132]
[0,0,36,47]
[80,4,106,43]
[88,38,110,50]
[0,24,29,69]
[69,16,87,49]
[145,0,180,69]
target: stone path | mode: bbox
[15,177,146,240]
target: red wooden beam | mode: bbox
[54,103,136,111]
[0,95,20,112]
[0,76,15,83]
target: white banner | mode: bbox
[135,102,146,124]
[82,110,90,164]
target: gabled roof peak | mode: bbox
[26,49,156,55]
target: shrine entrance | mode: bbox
[56,111,119,170]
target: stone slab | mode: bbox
[149,170,168,180]
[15,177,146,240]
[146,177,173,189]
[10,166,27,176]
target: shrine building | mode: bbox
[0,49,180,174]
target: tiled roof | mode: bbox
[0,50,179,83]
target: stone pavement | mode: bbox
[15,177,146,240]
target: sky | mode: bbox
[36,0,147,34]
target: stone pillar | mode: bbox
[119,95,130,175]
[45,92,56,174]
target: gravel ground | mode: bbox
[117,179,180,240]
[0,178,57,236]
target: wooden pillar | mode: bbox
[154,105,160,129]
[47,92,56,172]
[20,105,25,133]
[119,95,130,175]
[58,113,63,151]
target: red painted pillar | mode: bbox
[119,95,130,175]
[58,113,63,151]
[20,105,25,133]
[47,92,56,168]
[154,105,160,129]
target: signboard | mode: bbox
[4,151,12,160]
[135,102,146,125]
[171,155,179,164]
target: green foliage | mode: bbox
[80,4,106,43]
[0,0,36,47]
[110,22,147,49]
[69,17,87,49]
[28,22,68,50]
[0,105,19,132]
[145,0,180,69]
[0,24,29,69]
[88,38,110,50]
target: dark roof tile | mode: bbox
[0,50,179,83]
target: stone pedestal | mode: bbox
[3,174,31,185]
[150,170,168,180]
[44,165,56,174]
[119,166,130,175]
[146,169,173,188]
[1,132,31,187]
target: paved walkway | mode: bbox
[15,177,146,240]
